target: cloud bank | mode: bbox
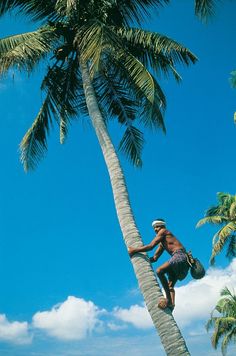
[1,259,236,347]
[33,296,103,340]
[0,314,31,345]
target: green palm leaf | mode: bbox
[0,26,58,74]
[195,0,218,22]
[119,125,144,167]
[116,27,197,69]
[0,0,58,21]
[114,0,170,25]
[116,51,166,130]
[196,215,227,227]
[42,59,81,144]
[96,66,138,124]
[20,94,58,171]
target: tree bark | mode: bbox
[80,60,190,355]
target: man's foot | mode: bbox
[158,298,175,312]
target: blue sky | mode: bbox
[0,0,236,355]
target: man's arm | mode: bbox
[128,231,164,257]
[149,244,164,263]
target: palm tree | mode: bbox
[0,1,197,353]
[206,287,236,355]
[197,192,236,264]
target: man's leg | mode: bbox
[168,277,177,309]
[156,261,173,309]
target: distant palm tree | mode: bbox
[229,70,236,122]
[0,1,197,353]
[197,192,236,264]
[206,287,236,355]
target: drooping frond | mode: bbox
[210,222,236,264]
[117,51,166,131]
[195,0,218,22]
[226,235,236,260]
[196,215,227,227]
[0,0,58,21]
[78,22,107,76]
[96,66,138,124]
[116,27,197,75]
[118,125,144,167]
[0,26,58,74]
[230,201,236,220]
[221,328,236,356]
[20,94,58,171]
[42,58,84,143]
[114,0,170,25]
[93,64,146,166]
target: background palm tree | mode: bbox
[197,192,236,264]
[206,287,236,355]
[0,1,197,353]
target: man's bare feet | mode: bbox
[158,298,175,312]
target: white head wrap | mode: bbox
[152,220,166,228]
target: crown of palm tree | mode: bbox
[197,192,236,264]
[206,287,236,355]
[0,0,197,170]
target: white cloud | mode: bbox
[110,260,236,331]
[113,304,152,329]
[107,322,127,331]
[32,296,104,341]
[0,314,32,345]
[174,259,236,327]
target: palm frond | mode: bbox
[119,125,144,167]
[196,215,227,227]
[221,328,236,356]
[195,0,218,22]
[220,287,234,299]
[226,235,236,260]
[0,0,58,21]
[116,27,197,74]
[0,26,58,74]
[20,94,58,171]
[229,201,236,220]
[42,58,82,143]
[116,51,166,130]
[114,0,170,25]
[96,67,138,125]
[76,22,105,77]
[210,223,236,264]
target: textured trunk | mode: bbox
[80,61,190,355]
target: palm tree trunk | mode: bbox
[80,60,190,356]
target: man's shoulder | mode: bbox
[162,229,173,237]
[158,228,169,237]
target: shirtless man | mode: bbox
[128,219,189,311]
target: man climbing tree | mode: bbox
[128,219,190,311]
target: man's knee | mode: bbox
[156,267,165,276]
[168,279,176,289]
